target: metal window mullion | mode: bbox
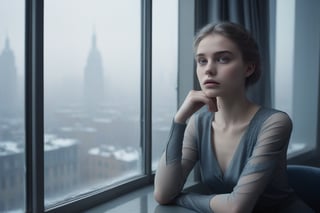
[141,0,152,179]
[316,46,320,157]
[25,0,44,212]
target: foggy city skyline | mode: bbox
[1,0,177,105]
[0,0,178,211]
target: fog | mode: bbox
[0,0,177,110]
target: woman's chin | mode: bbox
[203,90,218,98]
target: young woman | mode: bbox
[154,22,314,213]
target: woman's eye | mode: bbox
[198,58,207,65]
[216,56,230,63]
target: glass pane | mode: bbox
[0,0,25,212]
[152,0,178,170]
[274,0,319,156]
[44,0,141,207]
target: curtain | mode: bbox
[206,0,271,107]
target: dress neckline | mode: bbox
[209,106,263,179]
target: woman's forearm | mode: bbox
[154,121,187,204]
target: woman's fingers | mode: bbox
[184,91,217,113]
[175,90,217,123]
[189,91,217,112]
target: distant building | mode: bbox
[83,33,105,113]
[0,134,78,211]
[0,37,18,118]
[44,134,78,202]
[88,144,140,184]
[0,141,24,212]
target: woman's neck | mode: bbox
[214,96,259,128]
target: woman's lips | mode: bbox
[204,79,220,87]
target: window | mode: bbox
[274,0,320,157]
[3,0,195,212]
[152,0,178,170]
[44,0,142,208]
[0,0,25,212]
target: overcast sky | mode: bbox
[0,0,24,76]
[0,0,178,103]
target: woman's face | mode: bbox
[195,34,253,98]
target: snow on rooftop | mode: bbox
[60,126,97,133]
[88,145,116,157]
[44,134,77,151]
[0,135,78,155]
[113,147,139,162]
[0,141,23,156]
[88,145,139,162]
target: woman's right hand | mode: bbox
[174,90,217,123]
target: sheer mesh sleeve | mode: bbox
[154,116,199,204]
[210,112,292,213]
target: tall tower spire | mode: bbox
[0,36,18,117]
[92,32,97,49]
[5,36,10,49]
[83,31,105,113]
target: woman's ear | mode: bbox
[245,63,255,77]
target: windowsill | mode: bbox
[85,184,197,213]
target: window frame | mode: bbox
[24,0,197,212]
[25,0,155,212]
[25,0,45,212]
[269,0,320,164]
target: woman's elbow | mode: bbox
[153,190,175,205]
[230,203,252,213]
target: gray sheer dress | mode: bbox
[154,107,314,213]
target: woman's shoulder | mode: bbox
[259,107,293,133]
[260,107,292,123]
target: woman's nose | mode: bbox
[205,61,216,75]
